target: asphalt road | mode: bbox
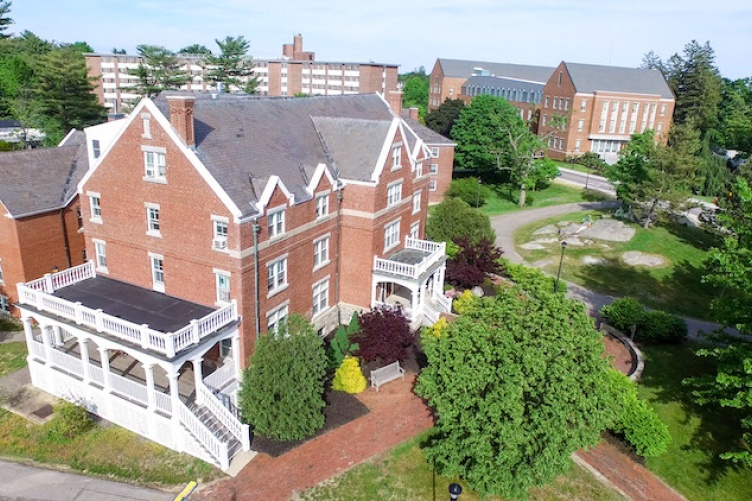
[557,167,616,195]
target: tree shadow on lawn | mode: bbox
[638,343,750,486]
[572,258,719,320]
[657,220,721,253]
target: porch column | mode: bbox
[52,325,63,346]
[79,338,91,382]
[191,358,204,405]
[40,325,53,364]
[21,316,34,345]
[410,285,420,319]
[98,347,111,393]
[168,369,183,451]
[143,363,156,411]
[231,333,241,379]
[371,279,379,308]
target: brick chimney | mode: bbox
[387,91,403,116]
[408,107,419,121]
[166,96,195,147]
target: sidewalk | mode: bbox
[0,460,173,501]
[195,373,434,500]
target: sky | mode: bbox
[9,0,752,79]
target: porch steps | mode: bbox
[186,401,244,461]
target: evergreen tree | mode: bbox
[425,98,464,138]
[178,44,212,56]
[0,1,12,39]
[128,44,189,98]
[206,36,257,93]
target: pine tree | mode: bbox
[0,1,12,39]
[128,44,189,98]
[206,36,258,93]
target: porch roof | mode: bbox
[387,247,430,265]
[52,276,214,333]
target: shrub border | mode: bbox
[600,323,645,382]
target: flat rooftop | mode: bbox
[388,248,429,265]
[53,277,214,333]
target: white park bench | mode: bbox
[370,361,405,391]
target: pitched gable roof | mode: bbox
[0,131,88,218]
[403,118,456,146]
[438,58,555,83]
[154,93,398,216]
[564,62,674,99]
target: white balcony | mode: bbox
[373,237,446,281]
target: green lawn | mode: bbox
[0,342,27,378]
[637,343,752,501]
[298,434,623,501]
[551,160,601,176]
[481,182,610,217]
[514,211,721,320]
[0,316,22,332]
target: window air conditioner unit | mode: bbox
[213,237,228,249]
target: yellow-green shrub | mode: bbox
[332,356,367,394]
[453,289,477,315]
[425,317,449,339]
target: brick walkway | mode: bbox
[195,373,433,501]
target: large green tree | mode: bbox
[178,44,212,56]
[606,124,700,228]
[0,1,11,39]
[451,94,552,206]
[401,74,428,121]
[426,196,495,245]
[425,97,464,138]
[719,78,752,152]
[128,44,189,99]
[416,288,614,498]
[238,314,328,441]
[206,36,257,93]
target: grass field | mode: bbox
[0,342,27,378]
[638,343,752,501]
[514,210,721,320]
[297,434,623,501]
[481,182,610,217]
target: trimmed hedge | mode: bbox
[608,370,670,458]
[500,258,566,294]
[446,177,491,207]
[600,298,687,344]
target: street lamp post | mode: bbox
[554,241,568,293]
[449,483,463,500]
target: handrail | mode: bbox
[197,381,250,451]
[176,401,230,470]
[374,238,446,280]
[204,360,236,391]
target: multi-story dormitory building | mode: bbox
[12,92,454,470]
[86,34,399,113]
[429,58,675,163]
[0,131,88,318]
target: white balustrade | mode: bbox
[89,365,104,386]
[422,304,439,325]
[196,382,249,450]
[204,361,236,391]
[50,262,96,290]
[374,239,446,281]
[406,237,445,255]
[154,391,172,414]
[432,290,452,313]
[177,401,230,470]
[109,372,148,404]
[27,340,46,360]
[49,349,83,377]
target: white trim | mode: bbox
[266,255,288,298]
[213,269,231,306]
[313,235,331,272]
[92,238,108,274]
[383,218,401,253]
[78,98,244,221]
[145,202,161,237]
[306,163,339,196]
[255,175,294,214]
[148,252,165,293]
[370,118,401,183]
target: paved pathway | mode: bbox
[491,202,738,340]
[195,373,433,500]
[0,460,173,501]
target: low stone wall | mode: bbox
[600,323,645,381]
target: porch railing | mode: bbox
[177,401,230,470]
[373,238,445,280]
[204,360,236,391]
[197,381,250,451]
[17,281,238,358]
[432,289,453,313]
[422,304,440,325]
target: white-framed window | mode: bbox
[387,181,402,207]
[580,99,587,112]
[575,139,581,152]
[431,147,439,158]
[544,95,549,108]
[429,180,437,191]
[577,119,584,132]
[312,278,329,317]
[267,303,288,334]
[384,219,400,252]
[145,203,160,237]
[412,191,421,214]
[150,253,165,292]
[142,114,151,139]
[391,144,402,169]
[430,163,438,174]
[565,98,570,110]
[215,270,231,304]
[598,119,606,133]
[315,193,329,219]
[313,236,330,270]
[212,216,229,250]
[660,104,667,117]
[268,207,285,238]
[410,221,420,239]
[88,192,102,223]
[267,256,288,296]
[143,149,166,181]
[0,295,9,315]
[92,139,101,159]
[553,97,559,109]
[415,161,423,177]
[542,114,548,126]
[93,239,107,272]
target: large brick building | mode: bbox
[0,131,88,317]
[537,62,675,163]
[14,92,453,469]
[428,58,555,121]
[402,108,456,204]
[86,35,399,112]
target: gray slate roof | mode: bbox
[565,62,674,99]
[438,58,555,83]
[154,93,396,216]
[403,118,455,146]
[0,131,88,218]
